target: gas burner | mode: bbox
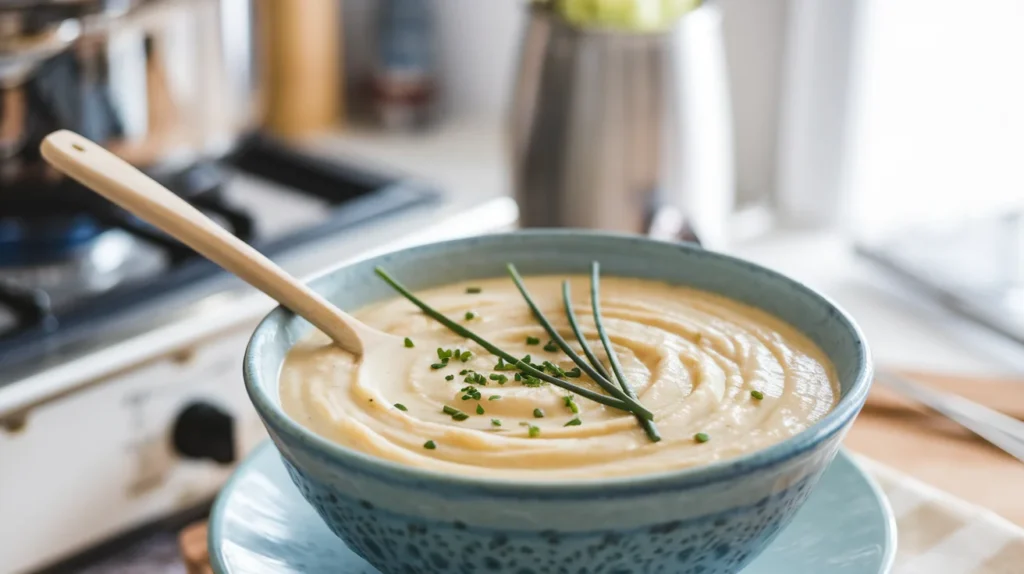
[0,134,435,366]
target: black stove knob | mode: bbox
[172,402,235,465]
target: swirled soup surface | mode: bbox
[280,275,839,479]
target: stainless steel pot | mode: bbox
[509,4,734,248]
[0,0,263,187]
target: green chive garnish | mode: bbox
[563,396,579,414]
[430,362,446,370]
[466,286,482,294]
[588,264,662,442]
[445,374,454,381]
[489,395,501,401]
[564,417,582,427]
[459,369,469,375]
[404,337,414,348]
[476,404,485,415]
[464,311,476,320]
[694,432,710,443]
[528,425,541,438]
[533,408,545,418]
[543,341,558,352]
[423,440,436,449]
[564,367,581,378]
[506,264,653,421]
[442,405,470,421]
[374,267,639,413]
[394,403,408,411]
[526,336,540,345]
[491,419,502,427]
[514,373,522,381]
[460,351,472,362]
[520,354,532,364]
[751,390,765,400]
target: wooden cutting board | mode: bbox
[180,371,1024,569]
[845,370,1024,526]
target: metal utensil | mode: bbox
[876,371,1024,463]
[508,3,733,248]
[0,0,262,186]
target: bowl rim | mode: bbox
[244,230,873,496]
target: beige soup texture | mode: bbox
[280,275,839,480]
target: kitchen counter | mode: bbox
[312,118,1024,377]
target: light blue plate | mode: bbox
[210,443,896,574]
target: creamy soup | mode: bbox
[280,275,839,479]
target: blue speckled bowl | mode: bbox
[243,231,873,574]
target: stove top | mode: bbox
[0,136,436,370]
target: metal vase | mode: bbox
[509,5,734,248]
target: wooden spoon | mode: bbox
[40,129,390,356]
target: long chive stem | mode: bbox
[591,262,662,442]
[506,264,653,420]
[562,280,611,381]
[374,267,642,415]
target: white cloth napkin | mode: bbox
[858,457,1024,574]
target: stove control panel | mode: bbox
[172,402,235,464]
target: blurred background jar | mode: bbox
[509,0,734,249]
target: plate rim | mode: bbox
[209,444,898,574]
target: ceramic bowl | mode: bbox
[243,231,872,574]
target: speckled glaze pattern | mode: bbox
[243,231,874,574]
[209,444,896,574]
[280,452,822,574]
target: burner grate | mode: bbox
[0,135,436,368]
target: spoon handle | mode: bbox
[40,130,368,354]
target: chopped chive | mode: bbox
[476,404,485,415]
[394,403,408,411]
[442,405,471,421]
[533,408,545,418]
[491,418,502,427]
[466,286,482,294]
[452,412,469,421]
[564,417,582,427]
[423,440,436,449]
[489,395,501,401]
[543,340,558,352]
[442,405,459,415]
[694,432,710,443]
[374,267,638,413]
[565,367,581,378]
[459,369,469,375]
[751,390,765,400]
[528,425,541,438]
[445,374,454,381]
[404,337,414,348]
[526,336,540,345]
[520,354,531,364]
[464,311,476,320]
[590,263,662,443]
[522,375,543,387]
[459,351,472,362]
[514,373,522,381]
[430,362,447,369]
[563,396,579,413]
